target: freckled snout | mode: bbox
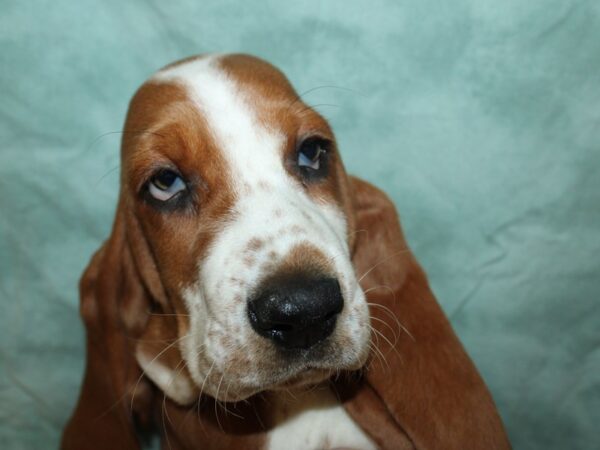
[247,274,344,349]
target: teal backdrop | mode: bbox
[1,0,599,449]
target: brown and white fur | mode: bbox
[61,54,511,450]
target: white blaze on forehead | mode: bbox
[152,55,286,194]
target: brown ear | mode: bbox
[344,176,511,450]
[61,205,154,450]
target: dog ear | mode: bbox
[345,176,511,450]
[61,204,155,450]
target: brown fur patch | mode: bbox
[246,237,264,252]
[276,243,334,279]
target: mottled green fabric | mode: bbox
[1,0,599,449]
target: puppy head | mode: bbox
[122,54,370,402]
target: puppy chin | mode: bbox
[274,368,332,390]
[209,385,261,403]
[207,364,341,402]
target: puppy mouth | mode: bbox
[201,347,364,402]
[275,367,332,389]
[246,367,332,397]
[202,367,332,402]
[257,344,360,391]
[247,326,369,393]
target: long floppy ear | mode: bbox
[343,177,511,450]
[61,203,155,450]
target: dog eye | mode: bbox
[148,169,187,202]
[297,139,326,170]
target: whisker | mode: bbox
[367,302,415,342]
[370,315,399,345]
[84,130,125,154]
[366,328,389,372]
[191,359,215,435]
[163,357,199,435]
[358,248,411,283]
[94,165,120,186]
[328,376,343,403]
[162,392,173,450]
[198,360,216,406]
[221,372,245,420]
[251,396,266,430]
[366,341,389,372]
[370,326,402,360]
[286,84,360,113]
[297,103,340,115]
[83,128,166,155]
[125,335,183,344]
[147,311,191,318]
[214,368,228,432]
[283,387,298,401]
[296,84,362,101]
[362,285,394,295]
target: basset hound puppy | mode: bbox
[62,54,511,450]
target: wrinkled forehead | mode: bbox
[121,54,335,190]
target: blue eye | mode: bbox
[148,169,187,202]
[298,140,326,170]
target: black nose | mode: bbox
[247,275,344,349]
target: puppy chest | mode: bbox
[265,387,376,450]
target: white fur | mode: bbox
[267,387,376,450]
[150,55,371,402]
[135,350,196,405]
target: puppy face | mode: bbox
[123,55,370,402]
